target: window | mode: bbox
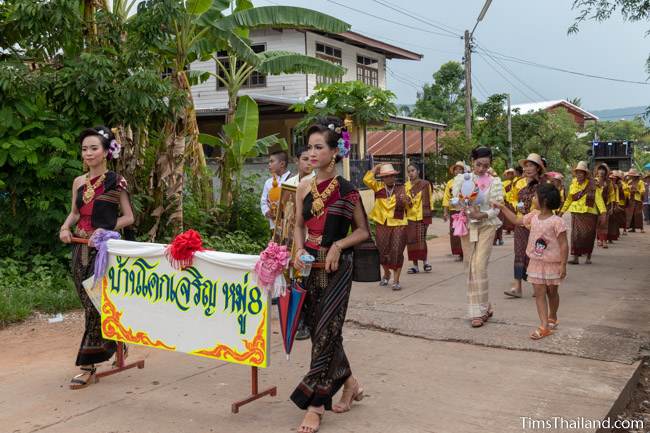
[216,44,266,90]
[356,55,378,87]
[315,42,343,85]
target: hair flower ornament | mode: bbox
[108,139,121,160]
[98,130,109,139]
[337,130,351,158]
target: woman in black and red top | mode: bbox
[292,117,370,433]
[59,126,134,389]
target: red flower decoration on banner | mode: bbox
[166,229,204,270]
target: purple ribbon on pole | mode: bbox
[91,230,121,285]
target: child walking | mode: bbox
[494,183,569,340]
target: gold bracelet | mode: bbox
[60,227,71,233]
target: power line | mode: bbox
[386,66,422,91]
[479,47,548,100]
[368,0,463,38]
[477,51,537,102]
[472,72,489,99]
[323,0,461,39]
[476,44,650,86]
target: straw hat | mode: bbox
[448,160,465,175]
[503,168,515,176]
[518,153,545,173]
[626,168,641,178]
[377,163,400,177]
[594,162,610,177]
[572,161,590,175]
[546,171,564,181]
[608,171,619,179]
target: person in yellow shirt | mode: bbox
[559,161,606,264]
[442,161,465,261]
[546,172,566,213]
[607,170,624,241]
[405,163,434,274]
[364,164,409,290]
[505,153,544,298]
[594,163,616,248]
[625,168,646,233]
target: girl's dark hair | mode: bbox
[294,146,308,158]
[305,116,345,163]
[536,183,562,210]
[471,146,492,162]
[79,126,114,151]
[407,162,420,172]
[514,165,524,176]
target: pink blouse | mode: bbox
[522,212,567,263]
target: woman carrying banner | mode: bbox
[364,163,409,290]
[442,161,466,261]
[625,168,645,233]
[292,117,370,433]
[452,147,504,327]
[59,126,134,389]
[505,153,544,298]
[559,161,606,264]
[405,163,434,274]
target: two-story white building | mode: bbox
[191,29,439,149]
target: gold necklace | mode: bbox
[310,176,339,218]
[83,173,106,204]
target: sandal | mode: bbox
[504,289,522,298]
[547,319,559,330]
[407,267,419,274]
[471,317,484,328]
[332,378,364,413]
[530,327,552,340]
[298,406,324,433]
[423,264,432,272]
[481,309,494,323]
[69,366,97,390]
[391,283,402,291]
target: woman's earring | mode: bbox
[328,156,336,171]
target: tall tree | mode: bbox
[412,61,465,127]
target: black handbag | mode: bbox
[352,200,381,282]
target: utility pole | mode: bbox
[464,30,473,141]
[464,0,492,143]
[507,93,513,167]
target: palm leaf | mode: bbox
[248,133,287,157]
[218,6,350,33]
[257,51,345,78]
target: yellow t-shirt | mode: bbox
[560,179,606,215]
[363,171,408,226]
[405,180,434,221]
[509,177,539,216]
[627,179,646,202]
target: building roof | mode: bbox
[319,31,423,61]
[367,130,440,156]
[511,100,599,121]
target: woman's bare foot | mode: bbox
[298,406,324,433]
[332,377,364,413]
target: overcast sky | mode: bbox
[258,0,649,110]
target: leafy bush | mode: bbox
[0,254,80,326]
[203,231,267,255]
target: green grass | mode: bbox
[0,255,80,327]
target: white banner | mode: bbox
[95,240,270,368]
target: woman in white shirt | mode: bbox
[452,147,504,328]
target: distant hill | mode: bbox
[586,106,648,124]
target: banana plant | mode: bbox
[199,95,287,222]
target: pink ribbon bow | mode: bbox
[452,212,468,237]
[254,242,290,296]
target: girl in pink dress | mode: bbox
[494,183,569,340]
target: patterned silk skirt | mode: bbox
[571,213,598,256]
[71,243,116,366]
[460,225,496,318]
[626,200,644,230]
[291,250,354,410]
[406,220,428,261]
[375,223,407,270]
[513,225,530,280]
[607,208,622,241]
[597,212,609,242]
